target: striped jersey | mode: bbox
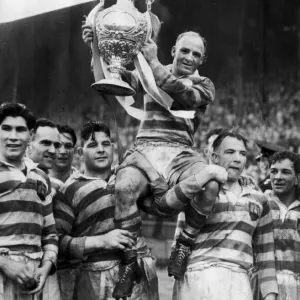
[54,172,147,269]
[174,185,278,298]
[123,64,215,146]
[0,159,58,265]
[265,191,300,275]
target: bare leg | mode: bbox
[113,166,149,300]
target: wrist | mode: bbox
[148,59,160,70]
[205,166,217,180]
[40,260,52,273]
[85,235,105,253]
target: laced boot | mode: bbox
[112,260,142,300]
[167,241,191,279]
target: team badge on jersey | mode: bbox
[249,202,261,221]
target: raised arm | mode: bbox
[141,39,215,110]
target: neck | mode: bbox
[171,66,179,78]
[0,154,23,169]
[84,167,112,181]
[49,167,71,183]
[224,179,242,195]
[276,189,297,208]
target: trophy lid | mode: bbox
[102,11,136,32]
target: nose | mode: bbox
[234,152,242,162]
[59,145,67,154]
[274,171,283,179]
[186,52,193,61]
[97,144,104,152]
[9,129,18,140]
[48,143,56,154]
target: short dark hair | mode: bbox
[80,121,111,146]
[175,31,207,62]
[0,102,36,130]
[269,151,300,174]
[32,118,57,134]
[57,124,77,146]
[212,128,249,151]
[205,127,224,145]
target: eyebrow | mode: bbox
[1,124,27,129]
[270,167,293,171]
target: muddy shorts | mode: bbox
[117,142,207,216]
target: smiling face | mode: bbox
[171,34,205,77]
[54,132,75,171]
[81,131,114,174]
[0,116,30,164]
[212,136,247,182]
[270,159,298,195]
[28,126,60,170]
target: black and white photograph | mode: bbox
[0,0,300,299]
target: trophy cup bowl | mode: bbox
[92,0,150,96]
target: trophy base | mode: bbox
[92,78,136,96]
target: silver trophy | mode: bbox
[91,0,156,96]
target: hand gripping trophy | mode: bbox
[86,0,160,96]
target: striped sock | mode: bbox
[114,211,141,263]
[155,183,191,216]
[178,204,207,246]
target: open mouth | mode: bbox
[182,63,193,68]
[7,144,21,149]
[58,157,68,161]
[273,183,285,188]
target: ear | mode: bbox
[73,146,78,155]
[26,138,32,155]
[211,152,219,164]
[295,173,300,187]
[203,147,209,158]
[77,147,84,159]
[171,45,176,57]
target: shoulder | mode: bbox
[249,189,268,206]
[50,176,63,194]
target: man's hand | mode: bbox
[82,23,93,45]
[85,229,135,253]
[23,260,52,295]
[141,39,159,67]
[205,165,228,184]
[0,258,37,289]
[98,229,135,250]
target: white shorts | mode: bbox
[173,263,253,300]
[135,142,187,179]
[277,270,300,300]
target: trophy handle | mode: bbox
[148,12,161,43]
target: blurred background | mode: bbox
[1,0,300,297]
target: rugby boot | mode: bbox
[167,241,191,279]
[112,260,142,300]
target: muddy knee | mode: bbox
[115,167,148,207]
[203,180,220,200]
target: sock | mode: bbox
[114,211,141,264]
[155,183,191,216]
[178,204,207,247]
